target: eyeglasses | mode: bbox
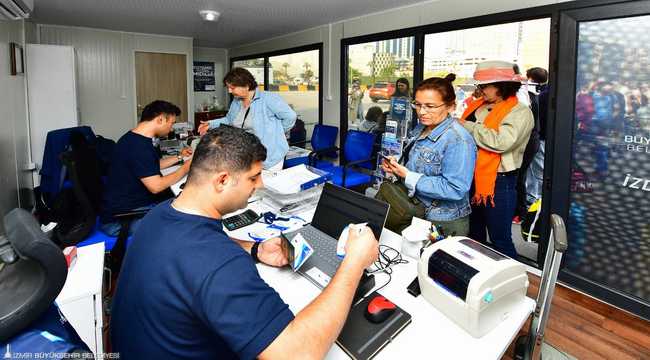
[476,84,493,90]
[410,102,446,112]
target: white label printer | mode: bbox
[418,237,529,338]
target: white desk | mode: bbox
[55,242,105,356]
[166,166,535,358]
[258,229,535,360]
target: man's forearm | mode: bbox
[154,168,187,193]
[261,259,364,359]
[160,156,180,170]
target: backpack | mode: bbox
[50,132,104,248]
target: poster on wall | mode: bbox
[193,61,215,91]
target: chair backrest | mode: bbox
[311,124,338,151]
[0,209,68,342]
[39,126,96,205]
[52,132,103,247]
[343,130,376,169]
[289,118,307,148]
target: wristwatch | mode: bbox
[251,241,261,263]
[176,154,184,164]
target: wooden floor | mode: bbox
[502,274,650,360]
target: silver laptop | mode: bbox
[283,183,389,289]
[160,139,181,149]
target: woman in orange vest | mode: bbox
[460,61,534,258]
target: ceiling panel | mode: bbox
[32,0,430,48]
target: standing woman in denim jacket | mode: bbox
[381,75,477,236]
[198,68,296,170]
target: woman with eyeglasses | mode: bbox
[381,74,477,236]
[460,60,534,258]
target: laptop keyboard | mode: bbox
[301,226,342,273]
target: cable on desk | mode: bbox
[365,244,408,297]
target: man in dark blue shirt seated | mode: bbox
[100,100,192,236]
[110,126,379,359]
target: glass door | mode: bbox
[554,1,650,320]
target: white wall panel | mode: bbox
[38,25,193,141]
[193,46,228,112]
[27,44,79,187]
[0,19,32,232]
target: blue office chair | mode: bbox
[310,130,376,189]
[284,124,338,168]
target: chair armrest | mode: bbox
[289,139,309,147]
[340,157,376,187]
[113,209,149,220]
[310,146,339,157]
[308,146,340,166]
[344,156,376,169]
[109,208,150,272]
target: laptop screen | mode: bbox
[311,183,389,240]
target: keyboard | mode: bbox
[300,226,342,274]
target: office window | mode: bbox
[421,19,551,263]
[232,58,265,89]
[424,18,550,118]
[268,49,320,142]
[230,45,322,145]
[346,37,415,130]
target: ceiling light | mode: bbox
[199,10,220,22]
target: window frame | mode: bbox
[340,0,650,320]
[341,13,557,266]
[229,43,324,127]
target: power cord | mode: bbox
[366,244,408,294]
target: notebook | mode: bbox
[336,292,412,360]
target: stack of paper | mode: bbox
[263,164,321,195]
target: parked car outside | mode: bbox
[369,82,396,102]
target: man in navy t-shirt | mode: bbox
[111,127,379,359]
[100,100,192,236]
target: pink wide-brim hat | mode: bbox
[473,60,525,85]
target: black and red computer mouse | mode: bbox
[364,295,396,324]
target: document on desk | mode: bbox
[263,164,321,194]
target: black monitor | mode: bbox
[311,183,389,240]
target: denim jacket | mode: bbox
[403,116,477,221]
[208,90,296,168]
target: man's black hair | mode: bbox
[526,67,549,84]
[140,100,181,122]
[186,126,267,185]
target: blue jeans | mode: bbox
[100,204,155,237]
[525,140,545,205]
[469,174,518,258]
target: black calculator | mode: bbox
[222,209,261,231]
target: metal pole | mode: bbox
[526,214,568,360]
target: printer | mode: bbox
[418,237,529,338]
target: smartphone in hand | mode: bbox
[380,153,394,163]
